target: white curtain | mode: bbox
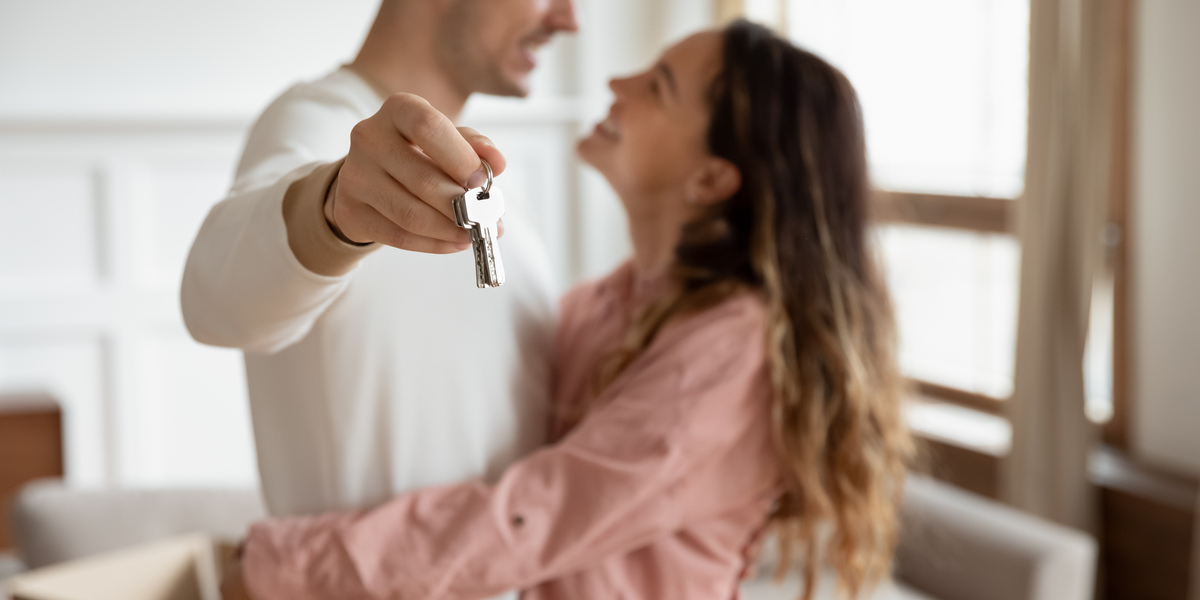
[715,0,744,23]
[1000,0,1121,530]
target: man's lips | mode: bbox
[517,32,553,70]
[595,117,620,141]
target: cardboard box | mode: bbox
[4,534,233,600]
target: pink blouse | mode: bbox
[243,263,781,599]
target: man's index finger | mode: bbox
[386,94,480,188]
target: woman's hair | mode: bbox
[594,20,915,600]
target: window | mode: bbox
[786,0,1029,199]
[771,0,1031,408]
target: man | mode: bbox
[181,0,576,594]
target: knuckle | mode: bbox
[411,109,446,144]
[335,193,363,225]
[335,166,364,200]
[415,163,444,195]
[398,199,424,230]
[385,92,417,111]
[338,158,361,181]
[349,120,373,148]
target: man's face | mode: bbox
[436,0,578,97]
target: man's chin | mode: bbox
[474,69,531,98]
[498,75,531,98]
[576,137,610,173]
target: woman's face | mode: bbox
[577,31,725,214]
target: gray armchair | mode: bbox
[6,476,1095,600]
[8,479,264,570]
[891,476,1096,600]
[741,475,1097,600]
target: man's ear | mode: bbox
[689,157,742,206]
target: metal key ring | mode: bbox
[479,159,493,196]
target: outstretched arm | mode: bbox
[180,93,505,353]
[239,298,776,599]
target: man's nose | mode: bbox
[608,76,631,96]
[547,0,579,33]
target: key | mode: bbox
[452,160,506,288]
[454,188,505,288]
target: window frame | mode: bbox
[871,25,1130,428]
[1103,0,1133,450]
[870,191,1014,415]
[722,0,1130,439]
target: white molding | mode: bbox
[0,115,254,134]
[0,96,588,134]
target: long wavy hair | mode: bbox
[591,20,915,600]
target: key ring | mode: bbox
[479,159,493,197]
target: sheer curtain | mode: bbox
[1000,0,1120,532]
[715,0,742,23]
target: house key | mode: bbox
[452,159,505,288]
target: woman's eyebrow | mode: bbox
[656,62,678,97]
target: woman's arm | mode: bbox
[240,297,774,600]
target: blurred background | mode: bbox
[0,0,1197,599]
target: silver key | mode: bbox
[452,160,506,288]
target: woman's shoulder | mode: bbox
[661,289,767,352]
[601,289,768,413]
[617,288,768,386]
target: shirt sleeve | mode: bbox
[180,160,375,353]
[240,297,774,600]
[180,77,380,354]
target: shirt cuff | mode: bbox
[281,158,380,277]
[242,517,372,600]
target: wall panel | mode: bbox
[1133,0,1200,476]
[0,128,249,488]
[0,162,99,291]
[130,149,241,289]
[119,328,253,487]
[0,337,105,487]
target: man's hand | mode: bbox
[326,93,508,253]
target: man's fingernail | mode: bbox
[456,241,472,251]
[465,168,488,190]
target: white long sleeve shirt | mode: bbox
[181,67,558,521]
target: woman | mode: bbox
[232,20,913,600]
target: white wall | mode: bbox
[0,0,378,119]
[1132,0,1200,476]
[0,0,712,489]
[0,0,385,488]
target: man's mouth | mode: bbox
[518,30,554,67]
